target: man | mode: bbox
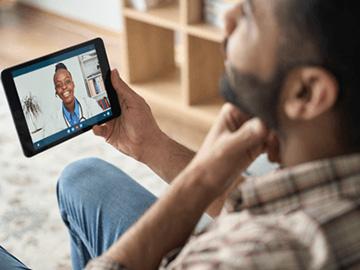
[60,0,360,269]
[54,63,87,127]
[1,0,360,269]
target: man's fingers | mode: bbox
[93,124,109,138]
[111,69,126,99]
[231,118,268,151]
[217,103,249,133]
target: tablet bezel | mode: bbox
[1,38,121,157]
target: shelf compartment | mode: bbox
[182,0,225,43]
[130,68,182,107]
[122,18,176,83]
[129,67,223,130]
[187,97,224,127]
[123,2,180,31]
[183,34,225,105]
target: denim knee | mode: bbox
[57,157,123,209]
[58,158,102,197]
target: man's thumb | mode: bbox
[232,118,268,149]
[111,69,131,99]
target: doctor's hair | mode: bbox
[55,63,68,73]
[276,0,360,149]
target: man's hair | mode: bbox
[55,63,68,73]
[277,0,360,148]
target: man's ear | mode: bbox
[284,67,339,121]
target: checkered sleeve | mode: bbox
[85,257,128,270]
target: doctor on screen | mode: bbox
[53,63,87,127]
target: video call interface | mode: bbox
[12,45,113,150]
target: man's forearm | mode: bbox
[141,132,238,218]
[141,132,195,183]
[103,162,216,270]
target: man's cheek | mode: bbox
[228,51,259,77]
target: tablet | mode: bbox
[1,38,121,157]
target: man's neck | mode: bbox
[280,130,350,168]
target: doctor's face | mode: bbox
[54,69,75,106]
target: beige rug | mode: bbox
[0,84,167,269]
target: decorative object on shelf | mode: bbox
[22,93,43,134]
[203,0,237,28]
[127,0,176,12]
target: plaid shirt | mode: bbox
[86,154,360,269]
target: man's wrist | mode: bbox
[139,130,170,165]
[181,160,224,201]
[139,130,195,182]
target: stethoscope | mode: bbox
[62,101,86,128]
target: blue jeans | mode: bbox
[1,158,211,269]
[0,158,157,270]
[0,246,30,270]
[57,157,158,270]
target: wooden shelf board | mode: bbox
[187,23,224,43]
[130,68,182,105]
[123,4,180,31]
[190,98,224,123]
[129,68,223,129]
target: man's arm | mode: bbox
[90,104,268,270]
[103,162,215,269]
[140,131,195,182]
[93,70,242,217]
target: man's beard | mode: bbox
[220,64,286,129]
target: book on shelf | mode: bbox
[86,75,105,98]
[94,76,105,94]
[126,0,175,11]
[203,0,237,28]
[97,97,111,110]
[86,79,97,97]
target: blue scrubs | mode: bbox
[63,99,81,126]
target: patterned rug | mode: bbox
[0,84,167,269]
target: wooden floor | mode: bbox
[0,4,122,69]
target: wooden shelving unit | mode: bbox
[121,0,226,150]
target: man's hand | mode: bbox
[93,69,195,182]
[188,103,269,197]
[93,69,164,162]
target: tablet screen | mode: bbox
[11,44,113,150]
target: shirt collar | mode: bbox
[228,153,360,213]
[62,98,80,119]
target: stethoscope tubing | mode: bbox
[62,101,86,128]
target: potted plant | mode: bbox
[22,93,43,134]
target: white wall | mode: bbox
[19,0,123,32]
